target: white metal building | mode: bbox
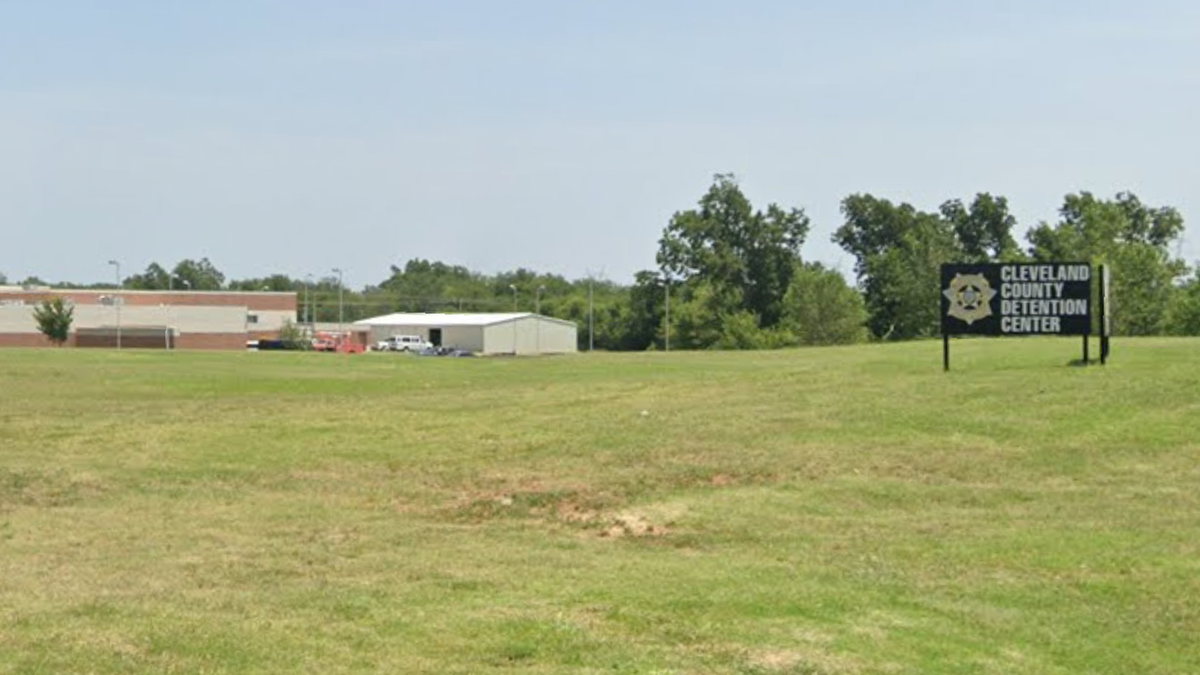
[354,312,577,355]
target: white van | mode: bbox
[375,335,432,352]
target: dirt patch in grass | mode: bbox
[446,480,685,539]
[597,512,670,539]
[564,500,684,540]
[450,481,614,522]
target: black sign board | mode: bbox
[941,263,1092,336]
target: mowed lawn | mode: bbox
[1,339,1198,675]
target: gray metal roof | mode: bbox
[355,312,571,328]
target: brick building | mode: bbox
[0,286,296,350]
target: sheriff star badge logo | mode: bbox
[943,273,997,325]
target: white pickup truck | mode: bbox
[375,335,433,352]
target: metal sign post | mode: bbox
[1100,265,1111,365]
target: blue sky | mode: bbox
[2,1,1198,287]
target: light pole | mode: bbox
[165,274,176,350]
[108,260,121,350]
[332,268,344,346]
[174,279,191,348]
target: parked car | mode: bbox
[415,346,475,357]
[313,332,364,353]
[375,335,433,352]
[311,334,338,352]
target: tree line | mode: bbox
[834,189,1196,339]
[8,174,1199,348]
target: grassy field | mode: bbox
[1,339,1198,674]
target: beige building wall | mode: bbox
[532,318,578,354]
[0,306,43,335]
[481,317,576,355]
[441,326,484,352]
[482,321,515,354]
[246,309,296,334]
[0,304,252,349]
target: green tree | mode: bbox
[228,274,298,293]
[621,271,667,350]
[172,258,226,291]
[381,259,491,312]
[657,174,810,329]
[1027,192,1184,260]
[1106,243,1184,335]
[554,276,639,351]
[125,263,171,290]
[1164,267,1200,335]
[940,193,1022,262]
[668,279,727,349]
[779,263,868,346]
[834,195,960,340]
[1026,192,1187,335]
[277,319,311,350]
[497,270,574,314]
[33,297,74,346]
[712,310,789,350]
